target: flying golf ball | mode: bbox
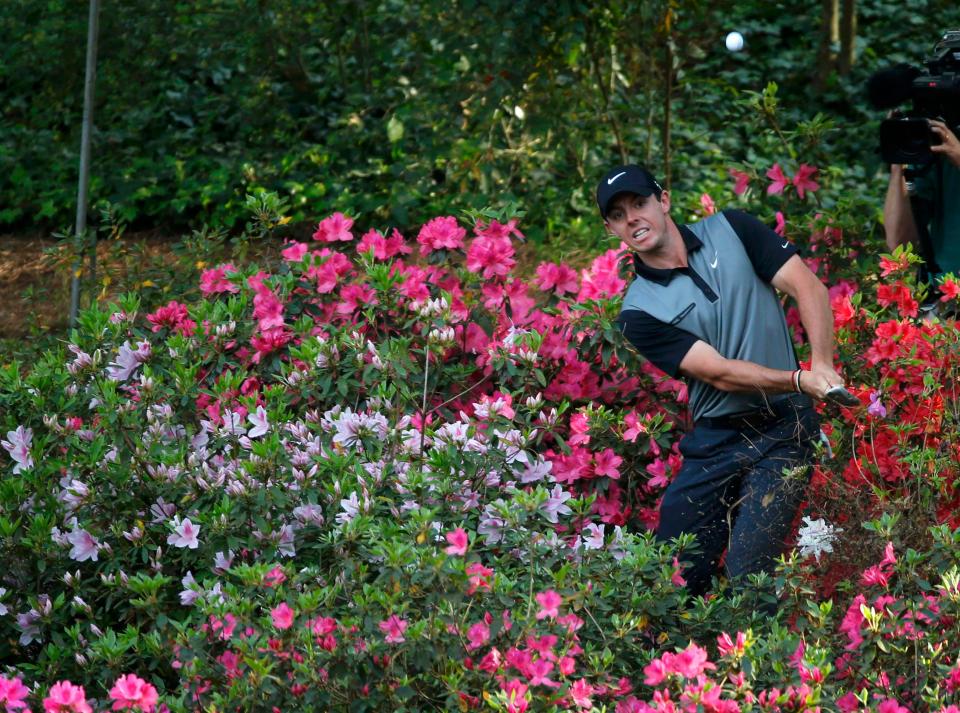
[725,31,744,52]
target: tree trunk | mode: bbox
[838,0,857,75]
[814,0,839,89]
[662,6,673,190]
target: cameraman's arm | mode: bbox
[883,164,918,251]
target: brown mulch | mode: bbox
[0,232,179,339]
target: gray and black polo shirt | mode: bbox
[617,209,799,422]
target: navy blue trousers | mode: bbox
[656,395,819,597]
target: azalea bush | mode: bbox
[4,156,960,711]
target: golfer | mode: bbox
[598,164,843,597]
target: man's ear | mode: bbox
[659,190,671,213]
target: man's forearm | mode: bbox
[883,166,918,250]
[795,277,835,370]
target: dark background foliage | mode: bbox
[2,0,959,247]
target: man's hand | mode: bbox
[800,365,844,401]
[930,119,960,168]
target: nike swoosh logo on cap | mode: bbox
[781,241,789,248]
[607,172,627,185]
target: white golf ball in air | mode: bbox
[725,31,744,52]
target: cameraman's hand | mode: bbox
[930,119,960,168]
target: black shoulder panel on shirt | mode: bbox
[722,208,798,282]
[615,309,699,377]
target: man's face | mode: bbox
[603,191,672,255]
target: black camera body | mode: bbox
[876,31,960,164]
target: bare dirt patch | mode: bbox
[0,232,180,339]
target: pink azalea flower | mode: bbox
[199,263,240,296]
[699,192,716,215]
[335,283,378,315]
[576,248,626,302]
[568,412,590,446]
[247,405,269,439]
[527,658,557,688]
[717,631,747,657]
[766,163,789,195]
[729,168,751,195]
[465,562,494,595]
[593,448,622,479]
[669,642,714,678]
[876,700,909,713]
[280,241,309,262]
[535,589,562,620]
[643,657,670,686]
[417,216,466,254]
[0,676,30,711]
[444,528,468,556]
[146,300,196,336]
[271,602,295,630]
[108,674,158,712]
[264,566,287,587]
[2,426,33,474]
[774,211,786,237]
[792,163,820,199]
[569,679,593,709]
[466,235,516,279]
[534,262,579,295]
[312,212,354,242]
[622,412,644,443]
[167,517,201,549]
[378,614,408,644]
[252,287,285,331]
[466,620,490,651]
[670,557,687,587]
[356,228,410,260]
[43,681,92,713]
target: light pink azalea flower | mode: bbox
[247,405,269,438]
[2,426,33,474]
[43,680,92,713]
[443,528,468,556]
[106,341,151,382]
[167,517,201,549]
[67,526,100,562]
[379,614,408,643]
[108,674,159,712]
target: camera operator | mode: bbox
[883,119,960,281]
[872,32,960,298]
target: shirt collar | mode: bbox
[632,225,703,284]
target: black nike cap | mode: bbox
[596,165,663,219]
